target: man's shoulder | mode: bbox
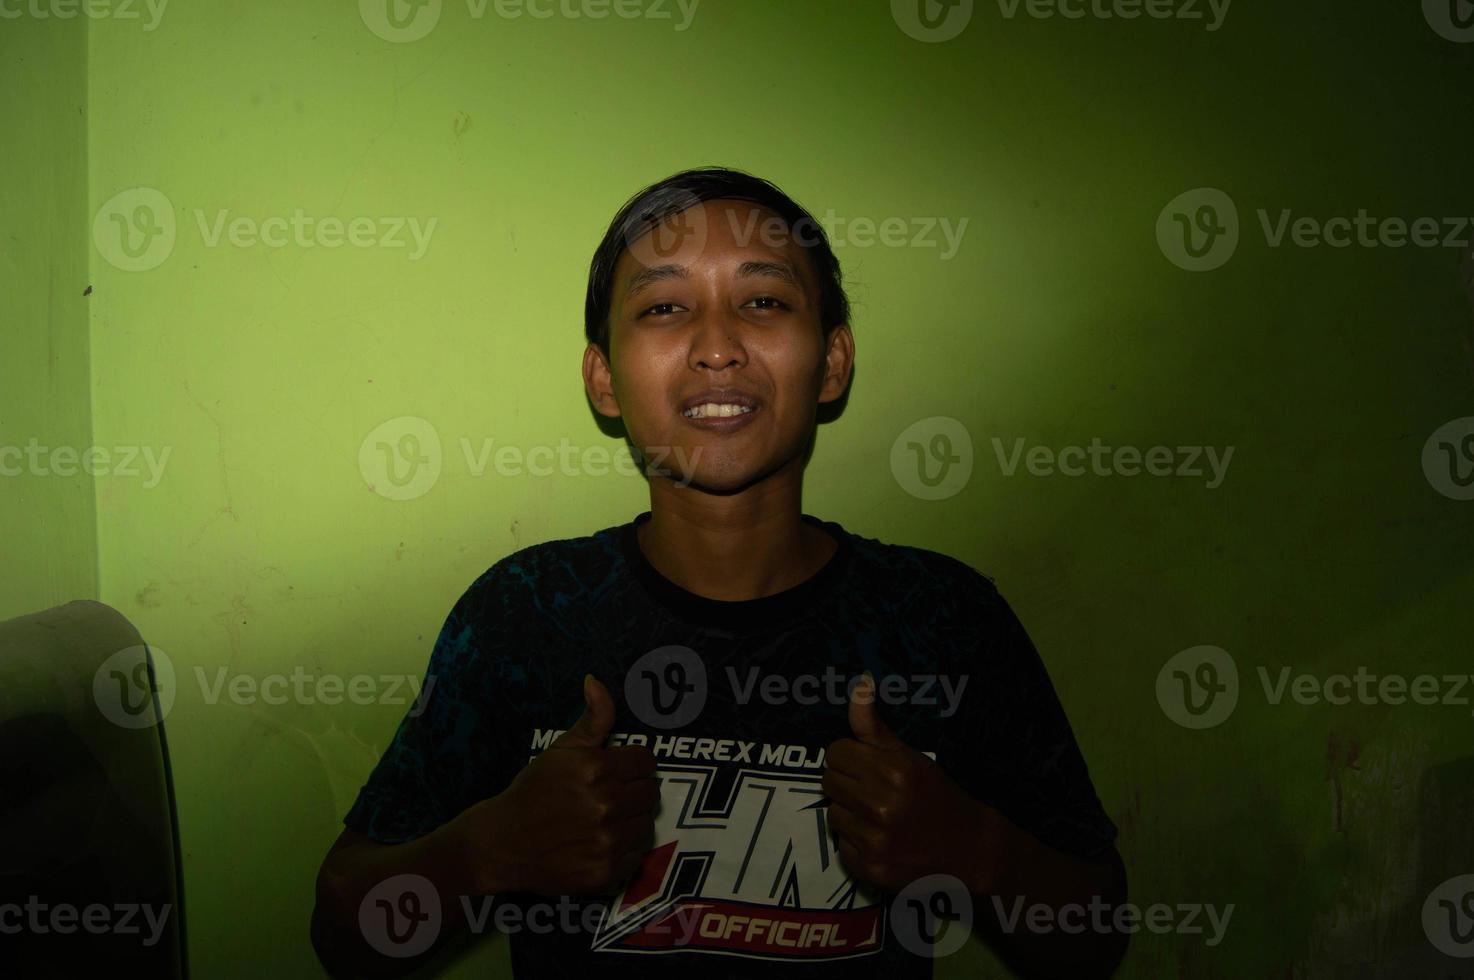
[455,520,625,608]
[843,523,1005,606]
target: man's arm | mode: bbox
[957,800,1130,979]
[310,674,659,978]
[311,821,482,979]
[826,658,1128,978]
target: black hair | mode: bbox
[583,166,851,357]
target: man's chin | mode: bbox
[658,460,768,495]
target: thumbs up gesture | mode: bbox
[457,674,661,897]
[822,672,998,894]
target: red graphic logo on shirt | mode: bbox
[591,764,885,961]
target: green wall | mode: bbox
[6,0,1473,976]
[1,13,95,617]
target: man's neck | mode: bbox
[635,500,837,603]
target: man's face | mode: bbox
[587,198,852,494]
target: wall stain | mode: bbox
[1325,731,1362,834]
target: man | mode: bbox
[311,167,1128,978]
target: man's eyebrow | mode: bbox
[622,259,802,302]
[624,264,687,301]
[735,259,800,287]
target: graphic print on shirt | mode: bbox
[525,728,938,963]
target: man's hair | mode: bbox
[583,166,851,357]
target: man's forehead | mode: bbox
[615,202,815,295]
[621,257,805,297]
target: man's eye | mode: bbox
[642,302,682,317]
[747,296,790,311]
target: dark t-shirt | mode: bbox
[344,510,1116,977]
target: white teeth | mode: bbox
[683,402,755,419]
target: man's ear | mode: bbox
[583,342,622,418]
[818,324,855,405]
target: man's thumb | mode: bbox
[553,673,615,748]
[848,672,900,746]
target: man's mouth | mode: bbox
[682,402,757,419]
[678,387,761,421]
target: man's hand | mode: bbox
[453,674,661,898]
[822,672,998,894]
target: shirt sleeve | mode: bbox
[941,569,1119,863]
[342,564,503,844]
